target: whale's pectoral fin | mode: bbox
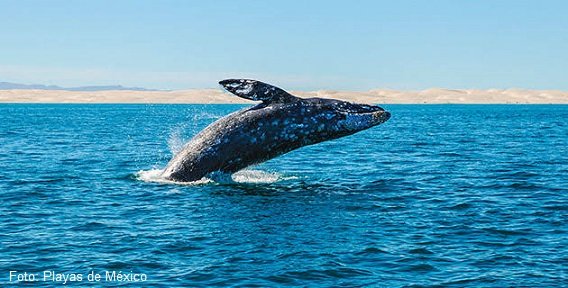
[219,79,298,103]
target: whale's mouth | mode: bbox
[354,109,391,126]
[338,103,391,129]
[342,104,390,123]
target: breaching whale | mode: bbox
[161,79,391,182]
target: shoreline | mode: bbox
[4,103,567,105]
[0,88,567,104]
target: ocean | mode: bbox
[0,104,566,287]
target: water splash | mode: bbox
[167,110,223,155]
[136,169,293,185]
[135,169,212,185]
[232,170,286,183]
[167,124,188,155]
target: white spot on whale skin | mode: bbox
[227,83,239,88]
[235,84,254,94]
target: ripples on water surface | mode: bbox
[0,104,566,287]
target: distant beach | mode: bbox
[0,88,567,104]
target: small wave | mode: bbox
[232,170,291,183]
[135,169,294,185]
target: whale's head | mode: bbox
[294,98,391,141]
[331,100,390,131]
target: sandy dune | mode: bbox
[0,88,566,104]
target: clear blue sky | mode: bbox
[1,0,566,90]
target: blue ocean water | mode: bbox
[0,104,566,287]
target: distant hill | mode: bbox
[0,81,157,91]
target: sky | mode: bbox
[0,0,567,90]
